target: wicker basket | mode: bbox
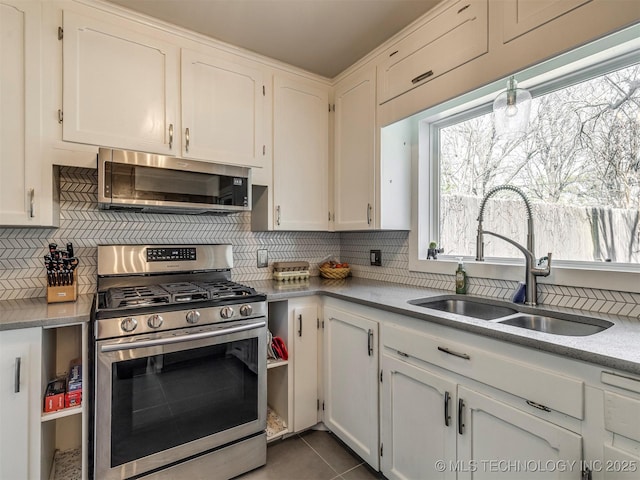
[319,266,351,279]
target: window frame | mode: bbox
[408,27,640,293]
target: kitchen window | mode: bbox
[408,26,640,290]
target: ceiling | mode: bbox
[105,0,443,78]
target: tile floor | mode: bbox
[236,430,384,480]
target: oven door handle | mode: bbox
[100,321,266,353]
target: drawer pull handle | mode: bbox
[526,400,551,412]
[411,70,433,84]
[15,357,21,393]
[389,50,399,57]
[458,398,465,435]
[437,346,470,360]
[457,4,470,14]
[444,391,451,427]
[397,350,409,358]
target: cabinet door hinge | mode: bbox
[317,399,320,410]
[262,145,266,155]
[380,443,383,457]
[58,27,63,40]
[581,467,592,480]
[57,109,63,124]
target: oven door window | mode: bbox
[110,339,258,467]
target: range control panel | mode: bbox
[146,247,197,262]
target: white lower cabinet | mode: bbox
[380,353,457,480]
[292,303,319,432]
[324,304,379,469]
[381,351,582,480]
[457,385,582,480]
[267,298,320,441]
[0,327,41,480]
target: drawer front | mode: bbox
[383,323,584,419]
[604,391,640,442]
[377,0,488,103]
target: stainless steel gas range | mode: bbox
[91,244,267,480]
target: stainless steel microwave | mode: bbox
[97,148,251,214]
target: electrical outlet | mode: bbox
[370,249,382,266]
[257,249,268,268]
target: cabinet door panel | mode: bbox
[381,354,456,480]
[377,0,487,103]
[334,66,375,230]
[324,306,378,469]
[293,305,318,432]
[63,11,178,154]
[457,386,582,480]
[0,0,42,226]
[273,75,328,230]
[0,328,40,479]
[604,444,640,480]
[503,0,592,42]
[181,49,264,167]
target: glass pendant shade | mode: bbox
[493,76,532,136]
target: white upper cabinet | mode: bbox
[502,0,592,43]
[0,0,53,226]
[181,49,265,167]
[333,66,376,231]
[272,74,328,230]
[62,10,179,155]
[377,0,488,104]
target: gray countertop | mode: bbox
[247,277,640,375]
[0,294,94,330]
[2,278,639,375]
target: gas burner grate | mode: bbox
[158,282,210,303]
[105,285,171,309]
[195,280,257,299]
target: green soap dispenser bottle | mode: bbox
[455,257,468,294]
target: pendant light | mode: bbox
[493,76,532,136]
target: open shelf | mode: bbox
[42,405,83,423]
[267,358,288,369]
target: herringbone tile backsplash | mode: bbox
[0,167,638,318]
[0,167,340,301]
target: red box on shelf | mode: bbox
[44,377,66,413]
[65,390,82,408]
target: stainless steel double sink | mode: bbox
[407,296,613,336]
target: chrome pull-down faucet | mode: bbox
[475,185,552,306]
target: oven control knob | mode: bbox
[240,305,253,317]
[220,306,234,319]
[121,317,138,332]
[147,314,164,329]
[186,310,201,324]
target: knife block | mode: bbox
[47,281,78,304]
